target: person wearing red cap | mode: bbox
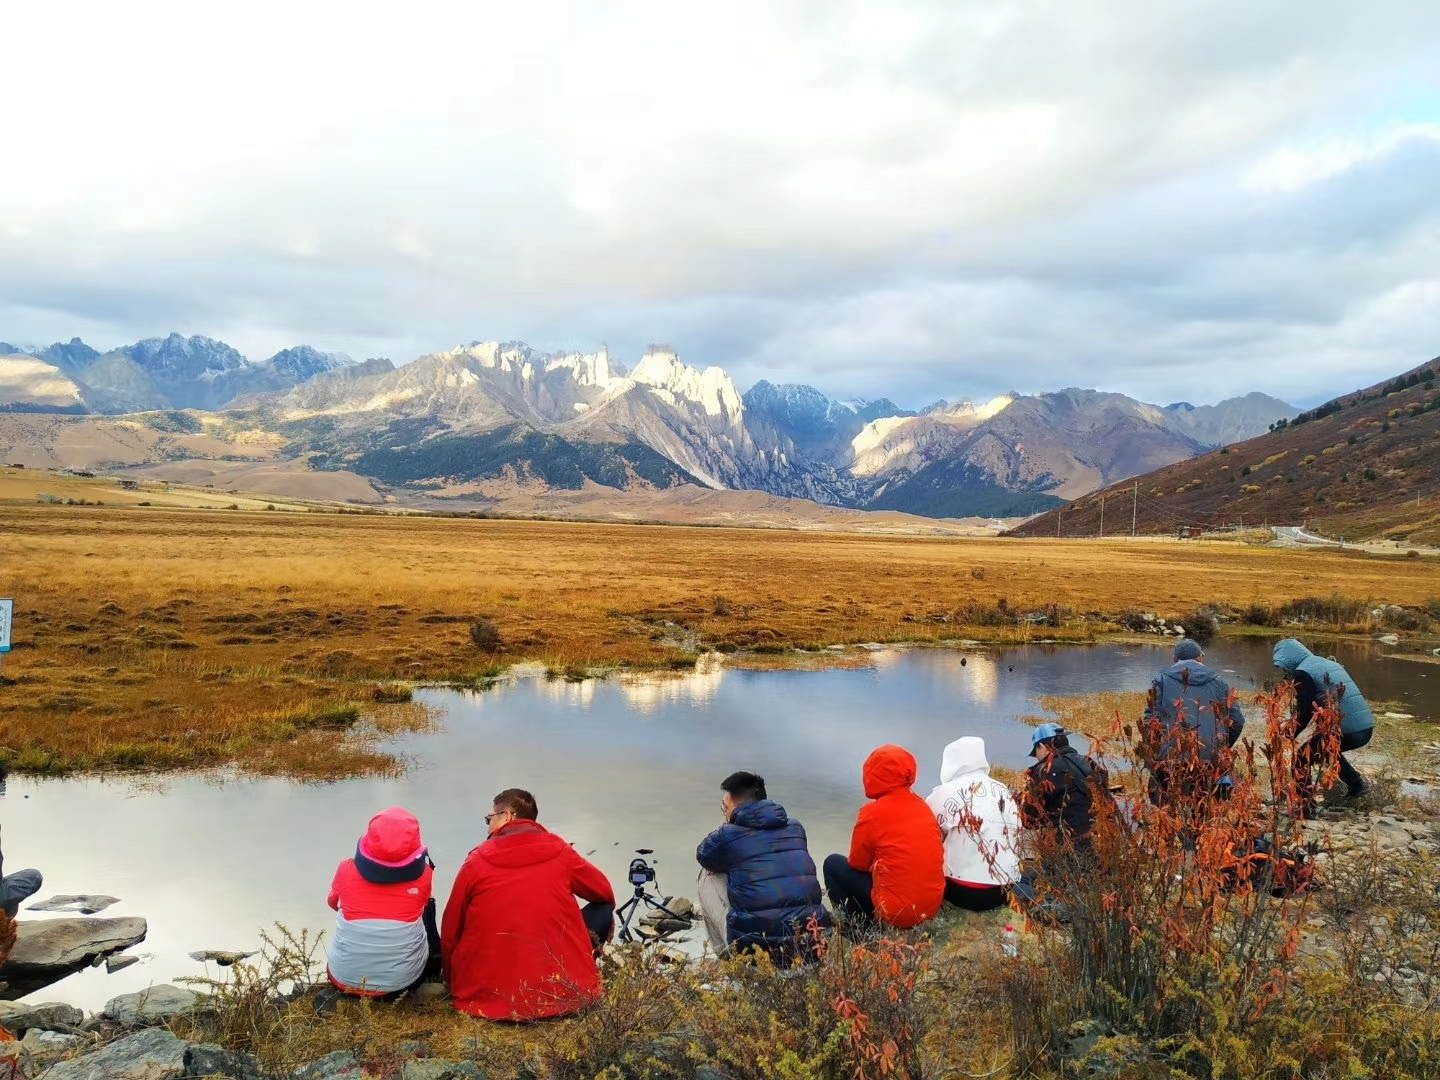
[823,745,944,930]
[326,806,437,996]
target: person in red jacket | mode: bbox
[441,788,616,1021]
[823,745,944,930]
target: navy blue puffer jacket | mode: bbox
[696,800,830,957]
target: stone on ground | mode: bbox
[182,1043,267,1079]
[0,999,84,1034]
[38,1027,189,1080]
[401,1060,486,1080]
[103,984,200,1025]
[291,1051,362,1080]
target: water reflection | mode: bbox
[6,637,1434,1011]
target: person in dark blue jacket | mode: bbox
[695,771,829,961]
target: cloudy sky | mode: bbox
[3,1,1438,409]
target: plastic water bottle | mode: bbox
[1002,924,1018,958]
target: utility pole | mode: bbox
[1099,495,1104,538]
[1057,507,1062,538]
[1131,482,1138,538]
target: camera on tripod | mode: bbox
[628,850,657,888]
[615,848,690,944]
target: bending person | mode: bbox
[442,788,615,1021]
[1274,638,1376,812]
[823,745,944,931]
[925,737,1020,912]
[695,770,829,960]
[326,806,438,997]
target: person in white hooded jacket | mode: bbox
[925,737,1021,912]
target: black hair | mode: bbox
[493,788,539,821]
[720,771,767,804]
[1051,731,1071,750]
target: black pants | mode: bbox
[943,880,1007,912]
[1297,727,1372,795]
[582,901,616,952]
[823,854,875,925]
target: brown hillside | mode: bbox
[1009,355,1440,545]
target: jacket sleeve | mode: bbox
[326,863,344,911]
[1227,692,1246,746]
[847,804,878,872]
[569,850,616,906]
[440,856,476,978]
[1293,671,1317,733]
[696,826,736,872]
[1143,677,1161,722]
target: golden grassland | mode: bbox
[3,501,1439,777]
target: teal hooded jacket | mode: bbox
[1272,639,1376,736]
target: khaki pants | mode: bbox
[697,870,729,954]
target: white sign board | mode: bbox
[0,598,12,653]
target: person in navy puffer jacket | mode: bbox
[696,771,830,961]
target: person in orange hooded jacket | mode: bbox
[822,745,944,930]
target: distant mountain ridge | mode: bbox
[0,334,357,412]
[0,332,1296,518]
[1008,356,1440,544]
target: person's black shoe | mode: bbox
[1344,779,1374,801]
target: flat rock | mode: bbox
[39,1027,189,1080]
[0,1000,85,1035]
[188,951,255,967]
[103,985,199,1025]
[292,1051,362,1080]
[401,1061,486,1080]
[107,954,141,974]
[182,1043,267,1079]
[28,895,121,915]
[1,917,148,998]
[21,1028,85,1066]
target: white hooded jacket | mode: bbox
[925,737,1021,887]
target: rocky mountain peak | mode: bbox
[629,346,743,419]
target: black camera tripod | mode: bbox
[615,849,691,943]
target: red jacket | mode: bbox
[848,745,944,929]
[441,820,615,1020]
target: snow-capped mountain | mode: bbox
[0,332,1297,517]
[0,334,359,412]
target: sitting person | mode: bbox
[924,737,1020,912]
[695,770,829,960]
[326,806,437,996]
[823,745,944,930]
[1274,638,1377,812]
[1018,724,1104,849]
[442,788,616,1021]
[1143,638,1245,804]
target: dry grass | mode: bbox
[3,503,1438,776]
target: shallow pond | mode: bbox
[6,636,1435,1009]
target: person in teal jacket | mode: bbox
[1273,638,1376,811]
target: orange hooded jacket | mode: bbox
[847,745,945,928]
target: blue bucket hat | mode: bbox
[1030,722,1063,756]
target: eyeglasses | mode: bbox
[485,810,512,825]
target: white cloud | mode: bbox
[1244,124,1440,193]
[1,0,1438,406]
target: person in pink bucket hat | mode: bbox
[326,806,438,996]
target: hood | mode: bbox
[477,820,571,869]
[730,799,789,830]
[1273,638,1312,673]
[863,744,918,799]
[358,806,425,865]
[1161,659,1220,686]
[940,737,990,784]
